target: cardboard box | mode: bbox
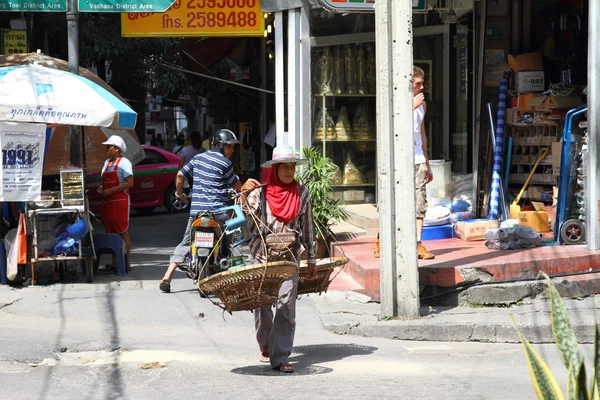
[455,219,499,242]
[528,95,584,111]
[518,202,549,232]
[508,52,544,73]
[552,141,562,176]
[505,107,516,124]
[515,71,545,92]
[517,93,536,111]
[343,190,365,202]
[328,191,343,202]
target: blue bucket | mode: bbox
[66,219,88,241]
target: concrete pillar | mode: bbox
[587,0,600,250]
[376,0,420,318]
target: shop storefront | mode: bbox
[293,3,474,206]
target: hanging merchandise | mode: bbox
[353,102,373,140]
[335,106,353,140]
[344,45,358,95]
[16,213,27,264]
[343,154,364,184]
[333,46,345,95]
[330,164,343,185]
[316,47,333,95]
[314,107,336,140]
[357,44,368,95]
[367,44,377,94]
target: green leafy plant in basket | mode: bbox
[513,273,600,399]
[297,146,349,255]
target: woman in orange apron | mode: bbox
[99,136,134,271]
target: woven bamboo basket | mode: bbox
[297,257,349,296]
[198,261,298,314]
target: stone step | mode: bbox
[342,204,379,231]
[327,267,364,292]
[425,272,600,307]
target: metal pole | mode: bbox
[376,0,419,318]
[274,11,285,146]
[587,0,600,250]
[299,6,311,150]
[287,8,300,150]
[473,0,487,217]
[67,0,81,167]
[260,37,267,164]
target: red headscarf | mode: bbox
[263,164,300,223]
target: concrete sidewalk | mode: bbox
[311,290,599,344]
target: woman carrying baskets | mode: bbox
[240,145,318,373]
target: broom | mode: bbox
[509,147,549,219]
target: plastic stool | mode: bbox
[93,234,127,276]
[0,239,6,284]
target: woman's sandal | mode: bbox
[159,280,171,293]
[259,352,270,363]
[272,364,294,373]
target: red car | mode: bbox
[87,145,189,215]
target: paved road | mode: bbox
[0,209,582,399]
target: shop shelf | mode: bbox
[331,183,376,187]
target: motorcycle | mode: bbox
[184,204,250,284]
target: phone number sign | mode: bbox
[121,0,264,37]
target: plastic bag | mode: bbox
[5,228,18,281]
[335,106,353,140]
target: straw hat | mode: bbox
[261,145,308,168]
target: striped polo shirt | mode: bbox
[180,150,239,215]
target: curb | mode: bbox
[313,291,598,344]
[321,316,596,344]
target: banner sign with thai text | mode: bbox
[121,0,264,37]
[0,122,46,201]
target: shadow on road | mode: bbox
[230,343,377,376]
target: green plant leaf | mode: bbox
[545,273,584,372]
[298,146,349,242]
[512,316,564,400]
[592,299,600,400]
[567,362,576,400]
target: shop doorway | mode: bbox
[414,24,471,174]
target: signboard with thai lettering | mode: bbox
[121,0,264,37]
[0,0,65,12]
[316,0,427,13]
[3,30,28,54]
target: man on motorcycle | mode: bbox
[159,129,260,293]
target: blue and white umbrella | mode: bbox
[0,64,137,130]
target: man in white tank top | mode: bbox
[413,66,435,260]
[375,66,436,260]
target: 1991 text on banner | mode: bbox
[121,0,264,37]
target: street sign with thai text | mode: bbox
[317,0,427,13]
[0,0,65,12]
[3,30,28,54]
[121,0,264,37]
[79,0,175,12]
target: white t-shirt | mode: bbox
[102,157,133,185]
[414,104,426,165]
[179,145,205,165]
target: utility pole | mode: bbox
[375,0,419,317]
[587,0,600,250]
[67,0,82,167]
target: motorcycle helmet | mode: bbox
[212,129,241,151]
